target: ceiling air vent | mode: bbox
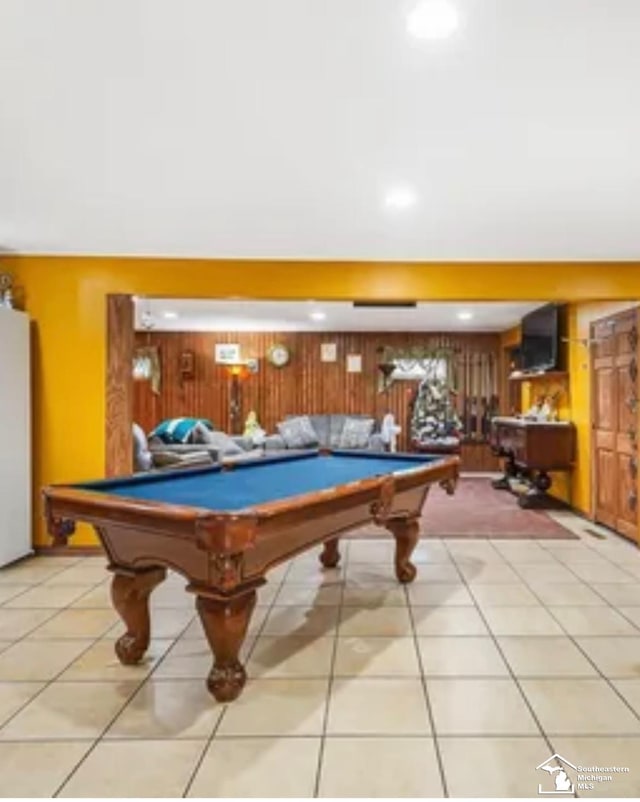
[352,301,417,308]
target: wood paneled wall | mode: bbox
[133,331,500,451]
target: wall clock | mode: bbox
[268,343,290,367]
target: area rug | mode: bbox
[351,477,578,539]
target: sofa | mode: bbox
[264,414,385,453]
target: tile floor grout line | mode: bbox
[181,563,292,797]
[312,542,347,799]
[405,555,450,799]
[442,539,557,758]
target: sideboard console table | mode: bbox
[489,417,576,509]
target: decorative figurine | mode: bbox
[243,410,266,445]
[381,412,402,452]
[0,273,14,308]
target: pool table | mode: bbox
[43,449,458,702]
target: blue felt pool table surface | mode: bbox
[80,450,445,512]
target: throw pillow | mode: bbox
[277,415,319,449]
[150,417,214,444]
[192,423,245,456]
[338,417,375,449]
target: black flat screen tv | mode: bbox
[521,304,561,372]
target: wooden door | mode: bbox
[592,308,639,541]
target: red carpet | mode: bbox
[352,477,578,539]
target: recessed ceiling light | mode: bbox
[407,0,459,41]
[457,311,473,321]
[163,311,178,320]
[384,186,418,210]
[310,311,326,321]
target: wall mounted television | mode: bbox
[521,303,564,372]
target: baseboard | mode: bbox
[34,545,105,556]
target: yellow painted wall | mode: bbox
[5,255,640,547]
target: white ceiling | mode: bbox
[2,0,640,259]
[134,299,544,331]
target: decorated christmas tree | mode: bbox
[411,376,462,445]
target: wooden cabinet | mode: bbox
[490,416,576,508]
[0,309,32,565]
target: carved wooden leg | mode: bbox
[319,537,341,568]
[197,590,257,702]
[387,518,420,584]
[111,567,166,664]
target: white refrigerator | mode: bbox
[0,308,32,566]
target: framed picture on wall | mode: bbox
[215,343,241,364]
[321,342,337,362]
[346,354,362,373]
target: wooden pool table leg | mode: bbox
[319,537,341,568]
[196,589,257,702]
[111,567,167,664]
[387,517,420,584]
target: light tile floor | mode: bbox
[0,513,640,797]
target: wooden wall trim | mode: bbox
[106,295,134,476]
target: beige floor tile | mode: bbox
[419,636,508,677]
[4,583,95,609]
[0,741,94,797]
[342,583,407,606]
[319,736,443,798]
[618,561,640,579]
[28,608,117,639]
[339,606,413,637]
[0,561,71,585]
[516,563,581,584]
[447,542,505,562]
[413,540,453,564]
[520,678,640,734]
[274,582,342,606]
[439,736,550,797]
[285,561,344,584]
[611,678,640,717]
[427,678,539,735]
[256,582,281,605]
[0,584,31,604]
[69,582,112,608]
[247,636,335,678]
[59,638,172,681]
[149,582,193,609]
[348,540,396,563]
[188,736,321,798]
[0,680,140,739]
[217,678,328,736]
[345,563,403,584]
[0,608,56,639]
[0,639,94,681]
[550,605,639,635]
[408,582,475,606]
[618,607,640,628]
[0,681,45,726]
[591,583,640,606]
[483,606,564,636]
[470,583,541,607]
[571,562,636,583]
[575,636,640,678]
[412,563,462,583]
[548,736,640,797]
[532,582,607,606]
[493,543,558,564]
[413,605,488,636]
[326,677,430,734]
[106,607,194,640]
[497,636,598,677]
[43,563,108,586]
[152,638,220,680]
[105,679,223,739]
[58,738,205,798]
[263,605,339,636]
[552,547,613,565]
[460,562,522,584]
[334,636,420,677]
